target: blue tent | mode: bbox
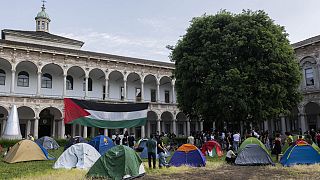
[138,139,158,159]
[89,135,115,155]
[169,144,206,167]
[280,144,320,166]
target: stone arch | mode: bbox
[0,106,9,134]
[39,107,63,138]
[67,66,86,98]
[0,58,13,92]
[176,112,187,136]
[288,106,299,132]
[300,56,316,66]
[127,72,142,101]
[41,63,64,96]
[108,70,124,100]
[89,68,106,99]
[144,74,157,102]
[17,106,36,138]
[15,61,38,95]
[161,111,173,134]
[147,111,158,136]
[159,76,172,103]
[305,102,320,131]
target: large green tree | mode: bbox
[170,10,302,128]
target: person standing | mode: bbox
[187,133,195,145]
[157,136,169,168]
[115,134,121,145]
[233,131,240,152]
[128,133,135,149]
[273,133,282,161]
[146,134,157,169]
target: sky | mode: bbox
[0,0,319,62]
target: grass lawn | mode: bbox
[1,147,320,180]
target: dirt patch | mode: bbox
[141,164,320,180]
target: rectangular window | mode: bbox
[121,87,124,100]
[151,89,156,102]
[305,68,314,86]
[41,79,52,88]
[17,78,29,87]
[135,88,141,101]
[165,90,170,103]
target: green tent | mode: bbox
[87,145,145,180]
[238,137,269,154]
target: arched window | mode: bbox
[66,75,73,90]
[17,71,29,87]
[41,73,52,88]
[0,69,5,85]
[83,78,93,91]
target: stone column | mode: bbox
[183,121,187,136]
[124,79,127,100]
[26,120,31,136]
[187,120,191,136]
[52,120,55,138]
[34,117,39,139]
[104,128,108,136]
[63,74,67,97]
[61,119,65,139]
[10,69,15,94]
[85,75,89,98]
[212,121,216,131]
[157,82,160,103]
[171,80,175,103]
[299,113,307,134]
[280,115,286,135]
[161,121,165,133]
[264,120,268,131]
[141,80,144,102]
[37,71,41,96]
[2,119,6,134]
[72,124,76,137]
[172,119,177,135]
[157,119,161,133]
[91,127,95,137]
[141,125,145,138]
[200,120,203,132]
[83,126,87,138]
[105,78,109,100]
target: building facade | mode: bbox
[0,5,203,139]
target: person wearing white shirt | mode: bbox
[225,148,237,164]
[233,132,241,152]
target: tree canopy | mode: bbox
[170,10,302,127]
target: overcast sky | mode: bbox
[0,0,318,62]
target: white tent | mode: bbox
[53,143,100,169]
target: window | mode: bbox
[41,21,45,29]
[151,89,156,102]
[17,71,29,87]
[41,73,52,88]
[136,88,141,101]
[83,78,92,91]
[120,87,124,100]
[0,69,5,85]
[165,90,170,103]
[66,75,73,90]
[305,68,314,86]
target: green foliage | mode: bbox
[171,10,302,125]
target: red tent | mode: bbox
[201,140,223,157]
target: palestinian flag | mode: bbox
[64,98,148,129]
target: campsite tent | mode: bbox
[280,141,320,166]
[87,145,145,180]
[36,136,60,150]
[53,143,101,169]
[89,135,115,155]
[137,139,158,159]
[235,137,273,166]
[4,140,49,163]
[201,140,223,157]
[64,136,87,150]
[169,144,206,167]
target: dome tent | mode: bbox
[53,143,100,169]
[201,140,223,157]
[36,136,60,150]
[64,136,87,151]
[87,145,145,180]
[88,135,115,155]
[4,140,49,163]
[169,144,206,167]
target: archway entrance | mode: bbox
[39,107,62,138]
[305,102,320,131]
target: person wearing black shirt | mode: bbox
[128,134,135,148]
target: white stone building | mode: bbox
[0,5,203,139]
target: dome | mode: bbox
[35,7,50,21]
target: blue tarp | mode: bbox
[89,135,115,155]
[280,144,320,166]
[169,148,206,167]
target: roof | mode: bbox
[0,39,175,68]
[292,35,320,49]
[2,29,84,47]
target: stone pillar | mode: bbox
[72,124,76,137]
[161,121,165,133]
[52,120,55,138]
[61,119,65,139]
[264,120,268,131]
[172,119,177,135]
[83,126,87,138]
[37,71,41,96]
[183,121,187,136]
[104,128,108,136]
[85,75,89,98]
[2,119,6,134]
[212,121,216,131]
[157,81,160,103]
[171,80,175,103]
[26,120,31,137]
[10,69,15,94]
[200,121,203,132]
[105,78,109,100]
[157,119,161,133]
[34,117,39,139]
[299,113,307,134]
[280,115,286,135]
[91,127,95,137]
[187,120,191,136]
[141,125,145,138]
[195,121,199,131]
[124,79,127,100]
[141,80,144,102]
[63,74,67,97]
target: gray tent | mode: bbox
[36,136,60,150]
[235,144,273,166]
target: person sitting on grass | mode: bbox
[225,147,237,164]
